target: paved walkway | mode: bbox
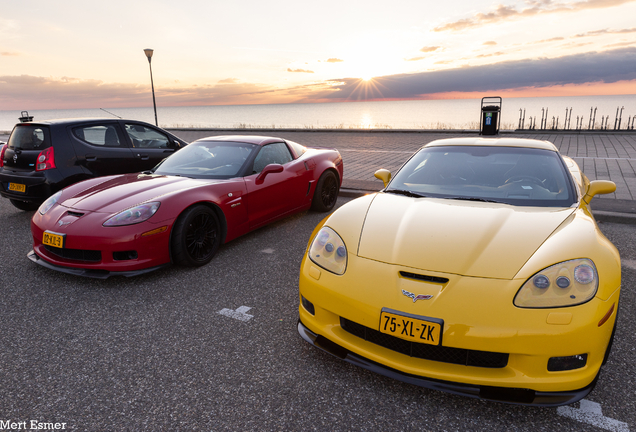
[170,129,636,216]
[3,129,635,218]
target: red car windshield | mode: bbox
[154,141,257,178]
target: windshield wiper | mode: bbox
[445,196,504,204]
[385,189,428,198]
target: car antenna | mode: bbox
[100,108,122,119]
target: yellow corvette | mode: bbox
[298,137,620,406]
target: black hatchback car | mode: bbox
[0,118,188,211]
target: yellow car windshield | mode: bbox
[387,146,577,207]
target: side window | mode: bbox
[125,124,170,149]
[287,140,306,158]
[252,143,293,173]
[73,125,121,147]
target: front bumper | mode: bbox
[27,250,168,279]
[298,253,619,405]
[30,204,174,277]
[298,319,597,407]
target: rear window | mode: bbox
[8,125,50,150]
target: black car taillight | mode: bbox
[0,145,6,167]
[36,147,56,171]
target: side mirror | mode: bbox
[583,180,616,204]
[374,169,392,188]
[256,164,284,184]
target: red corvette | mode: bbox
[29,135,343,278]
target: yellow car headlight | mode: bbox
[514,259,598,308]
[308,226,347,275]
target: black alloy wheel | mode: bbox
[171,205,221,267]
[311,170,339,212]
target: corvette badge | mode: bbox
[402,289,433,303]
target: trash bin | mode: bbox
[479,97,502,136]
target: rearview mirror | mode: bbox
[583,180,616,204]
[374,169,392,188]
[256,164,284,184]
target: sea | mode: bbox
[1,94,635,133]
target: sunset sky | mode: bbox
[1,0,636,110]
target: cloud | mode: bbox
[287,68,314,73]
[434,0,636,32]
[406,56,426,62]
[218,78,239,84]
[325,58,344,63]
[0,74,282,109]
[575,27,636,37]
[483,41,498,46]
[420,46,441,53]
[1,51,20,56]
[532,37,565,44]
[318,47,636,100]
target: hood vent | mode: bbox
[67,211,84,217]
[399,271,449,284]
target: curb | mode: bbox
[339,189,636,225]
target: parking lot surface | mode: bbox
[0,195,634,431]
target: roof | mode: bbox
[14,118,154,127]
[425,137,558,151]
[193,135,285,146]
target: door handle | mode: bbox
[85,155,97,161]
[136,154,149,160]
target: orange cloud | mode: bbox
[434,0,636,32]
[287,68,314,73]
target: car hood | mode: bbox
[357,193,576,279]
[60,174,212,213]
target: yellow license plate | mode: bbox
[43,231,66,248]
[380,309,443,346]
[9,183,26,193]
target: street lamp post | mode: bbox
[143,48,158,126]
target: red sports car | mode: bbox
[29,135,343,278]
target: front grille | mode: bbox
[44,245,101,262]
[340,318,508,368]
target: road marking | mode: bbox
[218,306,254,322]
[557,399,629,431]
[261,248,275,254]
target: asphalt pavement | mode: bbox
[1,129,635,431]
[0,195,634,431]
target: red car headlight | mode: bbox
[103,202,161,227]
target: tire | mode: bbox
[171,205,221,267]
[311,170,339,212]
[602,306,619,365]
[10,199,40,211]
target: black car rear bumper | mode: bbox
[0,169,52,202]
[27,250,168,279]
[297,319,597,407]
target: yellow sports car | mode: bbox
[298,137,620,406]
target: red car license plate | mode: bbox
[380,309,442,346]
[43,231,65,248]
